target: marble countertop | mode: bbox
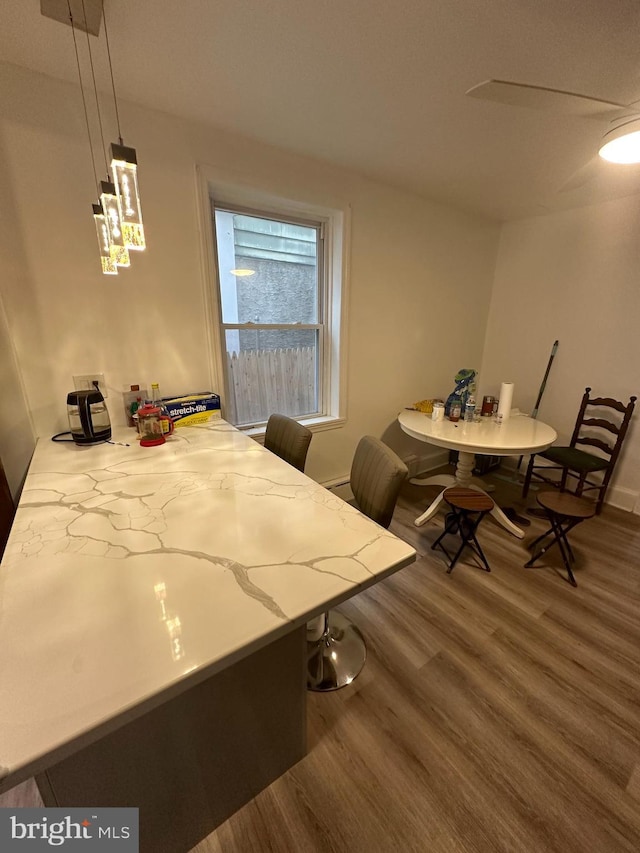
[0,422,415,789]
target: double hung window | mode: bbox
[210,195,344,430]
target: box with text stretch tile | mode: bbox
[162,392,221,427]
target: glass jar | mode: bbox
[137,405,168,447]
[431,401,445,422]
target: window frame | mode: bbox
[214,203,325,427]
[195,165,349,436]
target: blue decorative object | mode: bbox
[445,369,477,417]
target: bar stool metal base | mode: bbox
[524,491,595,587]
[307,611,367,692]
[431,487,494,574]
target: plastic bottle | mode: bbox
[124,384,141,427]
[151,383,173,435]
[464,396,476,423]
[131,396,143,419]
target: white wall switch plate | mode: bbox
[73,373,107,397]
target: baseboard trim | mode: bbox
[321,449,449,502]
[607,485,640,513]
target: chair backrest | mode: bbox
[350,436,408,529]
[570,387,636,469]
[264,414,312,472]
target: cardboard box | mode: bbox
[162,392,221,427]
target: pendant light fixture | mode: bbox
[63,0,145,274]
[100,179,130,267]
[92,203,118,275]
[111,143,146,250]
[104,5,146,252]
[66,0,118,274]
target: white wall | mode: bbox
[0,293,34,500]
[0,72,36,500]
[0,61,500,488]
[480,195,640,511]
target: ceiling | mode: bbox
[2,0,640,221]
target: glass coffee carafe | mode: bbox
[67,389,112,445]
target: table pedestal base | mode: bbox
[36,627,307,853]
[411,451,524,539]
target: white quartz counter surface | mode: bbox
[0,422,415,787]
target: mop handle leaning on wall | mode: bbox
[497,340,559,525]
[531,339,559,419]
[516,339,559,472]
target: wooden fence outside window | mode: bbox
[225,347,317,426]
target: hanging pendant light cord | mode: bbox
[68,0,99,193]
[81,0,110,179]
[102,1,123,145]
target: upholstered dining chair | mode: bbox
[522,387,636,515]
[264,413,312,472]
[307,436,408,692]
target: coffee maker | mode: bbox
[66,388,112,445]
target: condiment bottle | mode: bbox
[464,396,476,422]
[151,383,174,435]
[130,395,143,424]
[124,384,141,427]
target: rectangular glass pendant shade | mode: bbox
[110,143,146,251]
[92,204,118,275]
[100,180,130,267]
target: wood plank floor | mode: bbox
[196,470,640,852]
[4,467,640,852]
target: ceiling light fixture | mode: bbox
[230,269,256,277]
[598,118,640,164]
[100,179,130,267]
[92,203,118,275]
[64,0,145,274]
[67,0,120,274]
[103,4,146,252]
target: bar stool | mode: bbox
[431,487,494,574]
[524,491,596,587]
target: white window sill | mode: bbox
[243,415,346,442]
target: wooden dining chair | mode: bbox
[264,413,312,472]
[522,388,636,514]
[307,436,408,691]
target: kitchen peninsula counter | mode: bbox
[0,421,415,851]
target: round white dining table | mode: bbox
[398,409,557,538]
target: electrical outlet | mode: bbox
[73,373,107,397]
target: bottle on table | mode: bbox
[131,396,143,424]
[151,383,174,435]
[464,396,476,423]
[124,384,144,427]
